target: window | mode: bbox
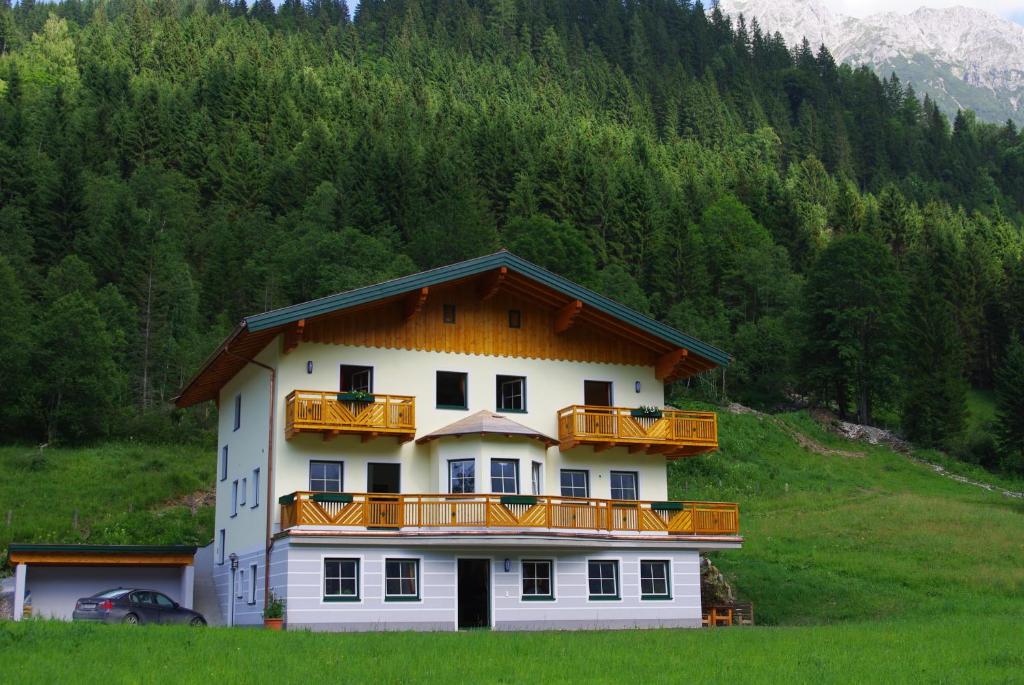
[217,529,225,565]
[588,560,619,599]
[449,459,475,494]
[443,304,456,323]
[249,563,258,604]
[231,480,239,516]
[436,371,468,409]
[560,470,589,498]
[233,394,241,431]
[239,477,247,506]
[236,569,245,598]
[220,446,228,481]
[610,471,638,501]
[309,461,343,493]
[583,380,612,407]
[640,560,671,599]
[521,560,553,600]
[531,462,542,496]
[496,375,526,412]
[340,365,373,393]
[252,468,260,508]
[324,558,360,601]
[385,559,419,601]
[154,593,176,608]
[491,460,519,494]
[508,309,521,328]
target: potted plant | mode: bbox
[630,405,663,419]
[337,390,374,403]
[263,589,285,630]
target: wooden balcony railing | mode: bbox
[284,390,415,442]
[558,405,718,458]
[279,491,739,536]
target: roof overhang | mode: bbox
[7,544,198,567]
[416,410,558,447]
[175,251,732,408]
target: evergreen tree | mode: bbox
[993,337,1024,473]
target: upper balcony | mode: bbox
[279,491,739,536]
[557,405,718,459]
[284,390,416,443]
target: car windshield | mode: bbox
[91,589,128,599]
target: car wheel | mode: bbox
[122,613,140,625]
[189,616,207,627]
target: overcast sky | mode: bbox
[820,0,1024,23]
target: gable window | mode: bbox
[217,529,225,565]
[252,468,260,508]
[231,480,239,517]
[496,375,526,412]
[239,477,247,507]
[560,470,589,498]
[384,559,420,601]
[508,309,521,329]
[309,461,343,493]
[449,459,475,494]
[249,563,258,604]
[588,560,619,600]
[522,560,553,600]
[610,471,638,501]
[324,558,359,601]
[443,304,456,324]
[491,460,519,494]
[640,560,671,600]
[220,446,228,481]
[436,371,468,409]
[531,462,542,496]
[233,394,241,431]
[340,365,373,393]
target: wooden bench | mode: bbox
[701,603,754,627]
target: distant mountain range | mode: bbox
[716,0,1024,125]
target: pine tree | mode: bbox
[994,337,1024,473]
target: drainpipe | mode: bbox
[223,343,276,620]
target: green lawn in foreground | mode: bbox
[1,617,1021,684]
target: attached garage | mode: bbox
[8,544,197,621]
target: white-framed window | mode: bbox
[233,394,241,431]
[324,558,360,601]
[252,468,260,508]
[231,480,239,516]
[496,375,526,412]
[588,560,619,600]
[220,446,228,481]
[249,563,258,604]
[236,568,245,599]
[239,477,247,507]
[449,459,475,494]
[531,461,542,495]
[560,469,589,498]
[384,559,420,601]
[521,560,553,600]
[610,471,638,501]
[217,529,225,565]
[340,364,373,393]
[640,560,671,599]
[309,461,343,492]
[491,459,519,494]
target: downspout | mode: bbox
[223,343,276,618]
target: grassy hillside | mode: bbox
[0,443,215,566]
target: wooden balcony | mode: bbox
[284,390,415,442]
[279,491,739,536]
[557,405,718,458]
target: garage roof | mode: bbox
[7,544,198,567]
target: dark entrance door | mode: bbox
[584,380,613,407]
[367,463,401,527]
[457,559,490,629]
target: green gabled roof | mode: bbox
[245,251,731,367]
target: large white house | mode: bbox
[175,251,741,631]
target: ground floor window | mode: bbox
[249,563,258,604]
[588,560,619,600]
[385,558,420,601]
[640,560,671,599]
[521,560,553,600]
[324,558,360,601]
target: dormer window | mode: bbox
[508,309,521,328]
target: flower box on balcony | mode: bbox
[500,495,538,506]
[312,493,354,504]
[337,391,374,403]
[630,406,663,419]
[278,494,296,505]
[651,501,684,511]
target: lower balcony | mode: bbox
[284,390,415,442]
[278,492,739,536]
[557,405,718,458]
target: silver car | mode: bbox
[72,588,207,626]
